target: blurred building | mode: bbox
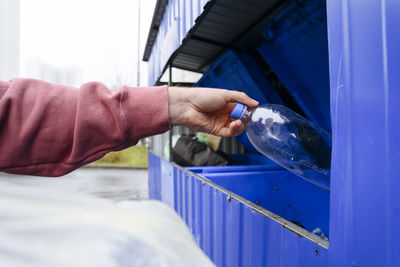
[0,0,20,80]
[25,58,83,87]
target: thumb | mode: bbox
[222,90,259,108]
[218,120,245,137]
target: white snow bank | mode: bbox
[0,180,215,267]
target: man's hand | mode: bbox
[168,87,259,137]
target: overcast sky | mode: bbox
[20,0,156,87]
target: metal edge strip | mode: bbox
[168,160,329,249]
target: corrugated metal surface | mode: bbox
[148,150,162,200]
[144,0,293,86]
[144,0,211,85]
[327,0,400,266]
[148,151,328,266]
[202,170,330,237]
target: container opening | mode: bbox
[194,168,330,239]
[192,0,331,240]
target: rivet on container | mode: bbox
[227,195,231,202]
[314,248,319,256]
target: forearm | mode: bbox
[0,78,170,176]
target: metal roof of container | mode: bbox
[142,0,168,62]
[143,0,293,83]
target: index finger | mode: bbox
[222,90,259,108]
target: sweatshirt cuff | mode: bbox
[121,85,171,144]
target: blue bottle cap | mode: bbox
[230,103,248,120]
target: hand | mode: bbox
[168,87,259,137]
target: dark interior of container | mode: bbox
[193,0,331,238]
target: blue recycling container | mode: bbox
[147,0,400,265]
[149,151,329,266]
[148,0,331,266]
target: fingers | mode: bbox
[222,90,259,108]
[218,120,245,137]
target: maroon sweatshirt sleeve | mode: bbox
[0,78,171,176]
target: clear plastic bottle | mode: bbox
[230,103,332,191]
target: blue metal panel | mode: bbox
[196,49,283,104]
[161,160,175,209]
[204,170,329,236]
[326,0,400,266]
[195,49,284,153]
[229,153,281,165]
[178,0,185,43]
[184,0,192,36]
[258,0,331,131]
[147,0,211,85]
[148,151,328,266]
[200,0,208,10]
[187,154,282,174]
[148,151,161,200]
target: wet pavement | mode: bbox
[0,167,148,202]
